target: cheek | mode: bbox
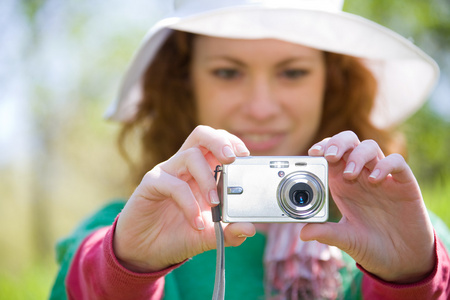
[285,83,325,147]
[288,89,324,124]
[194,83,237,127]
[195,96,215,125]
[301,77,326,125]
[307,96,324,126]
[192,72,215,125]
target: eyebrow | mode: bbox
[204,55,317,68]
[275,57,316,67]
[204,56,246,67]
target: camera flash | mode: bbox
[270,161,289,168]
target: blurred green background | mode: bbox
[0,0,449,298]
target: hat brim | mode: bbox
[106,5,439,128]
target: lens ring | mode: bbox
[277,171,325,219]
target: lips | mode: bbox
[242,133,274,143]
[237,132,285,153]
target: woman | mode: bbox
[51,1,450,299]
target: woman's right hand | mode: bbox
[113,125,255,273]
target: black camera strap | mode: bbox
[212,165,225,300]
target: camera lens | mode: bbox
[292,190,310,206]
[288,182,313,208]
[277,171,326,220]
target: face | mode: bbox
[190,36,326,156]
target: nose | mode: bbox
[243,76,281,121]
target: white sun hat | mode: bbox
[106,0,439,128]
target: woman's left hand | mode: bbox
[302,130,435,284]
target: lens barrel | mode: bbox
[277,171,325,219]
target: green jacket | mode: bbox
[50,200,450,299]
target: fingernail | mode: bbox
[238,234,249,238]
[236,144,250,155]
[310,145,322,152]
[344,162,355,174]
[325,145,338,157]
[223,146,235,158]
[210,190,220,205]
[195,216,205,230]
[370,169,381,179]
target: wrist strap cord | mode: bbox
[212,165,225,300]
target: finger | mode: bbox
[308,138,330,156]
[343,139,385,180]
[324,131,361,163]
[217,129,251,157]
[179,125,250,165]
[140,169,205,231]
[188,179,210,211]
[300,222,349,252]
[309,131,360,163]
[368,153,415,184]
[223,222,256,247]
[163,147,220,206]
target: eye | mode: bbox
[212,68,241,79]
[280,69,309,79]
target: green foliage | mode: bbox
[404,106,450,186]
[422,181,450,225]
[346,0,450,85]
[345,0,450,35]
[0,261,56,299]
[18,0,48,22]
[401,106,450,225]
[346,0,450,225]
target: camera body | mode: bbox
[219,156,328,223]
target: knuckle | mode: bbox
[181,147,203,158]
[213,129,231,143]
[191,125,205,137]
[330,130,359,146]
[192,125,209,136]
[341,130,358,139]
[343,130,355,135]
[360,139,378,149]
[171,148,204,171]
[143,167,161,182]
[319,137,331,144]
[388,153,406,164]
[216,128,228,135]
[344,130,360,146]
[216,129,236,142]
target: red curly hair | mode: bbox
[119,30,404,184]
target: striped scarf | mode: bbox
[264,223,344,299]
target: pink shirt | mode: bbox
[66,221,450,299]
[360,235,450,299]
[66,225,181,300]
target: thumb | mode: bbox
[300,222,347,250]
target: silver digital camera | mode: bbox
[218,156,328,223]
